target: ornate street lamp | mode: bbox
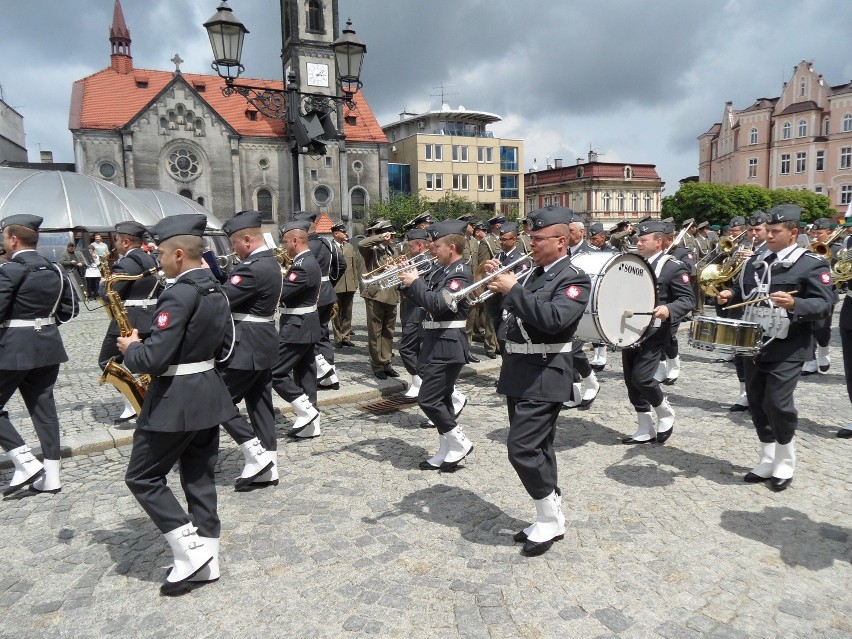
[333,19,367,97]
[203,2,249,82]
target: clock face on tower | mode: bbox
[306,62,329,88]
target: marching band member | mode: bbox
[486,206,590,556]
[459,214,483,361]
[97,221,161,422]
[0,214,78,496]
[359,220,400,379]
[218,211,282,490]
[118,214,235,595]
[621,221,694,445]
[398,220,474,471]
[839,276,852,438]
[332,222,358,348]
[801,217,840,375]
[272,221,323,438]
[476,215,506,359]
[398,228,432,399]
[587,222,614,369]
[717,204,834,490]
[486,222,531,354]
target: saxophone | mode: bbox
[98,269,159,414]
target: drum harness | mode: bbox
[737,247,807,348]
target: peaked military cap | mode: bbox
[0,214,43,232]
[370,219,394,233]
[660,217,674,224]
[280,220,311,235]
[636,220,667,236]
[407,212,434,229]
[589,222,605,235]
[487,215,507,227]
[729,216,747,227]
[151,214,206,243]
[456,213,476,223]
[766,204,802,224]
[499,222,519,236]
[114,221,148,238]
[637,215,653,224]
[527,206,574,230]
[405,228,430,241]
[330,221,347,233]
[428,220,468,240]
[473,221,488,232]
[222,210,262,236]
[681,218,695,226]
[696,221,709,230]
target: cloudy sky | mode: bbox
[2,0,850,194]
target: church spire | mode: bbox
[109,0,133,73]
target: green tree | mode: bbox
[365,192,432,232]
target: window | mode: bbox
[452,174,468,190]
[167,147,200,181]
[782,122,791,140]
[797,120,807,138]
[501,175,518,199]
[544,195,551,207]
[553,194,561,206]
[799,77,806,97]
[434,145,442,161]
[435,174,443,190]
[815,186,823,194]
[452,145,467,162]
[576,167,584,178]
[485,147,493,163]
[306,0,324,32]
[477,147,484,163]
[313,185,331,205]
[748,158,758,178]
[816,150,825,171]
[840,147,852,170]
[478,175,485,191]
[257,189,273,223]
[351,187,368,220]
[425,173,434,190]
[500,147,518,171]
[780,153,791,175]
[602,193,611,211]
[98,162,116,179]
[617,192,625,211]
[452,145,459,162]
[844,114,852,133]
[644,193,652,211]
[624,166,633,180]
[309,169,318,181]
[325,156,332,168]
[824,118,830,136]
[630,192,638,211]
[841,185,852,205]
[461,146,468,162]
[486,175,494,191]
[425,145,432,161]
[749,128,758,144]
[477,147,493,163]
[795,152,806,173]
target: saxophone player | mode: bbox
[97,221,161,423]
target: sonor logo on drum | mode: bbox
[618,263,646,276]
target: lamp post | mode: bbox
[204,1,366,216]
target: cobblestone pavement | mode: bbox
[0,301,850,638]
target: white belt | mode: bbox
[503,341,573,355]
[2,317,55,330]
[232,312,277,323]
[123,299,155,308]
[161,360,215,376]
[422,320,466,330]
[281,304,318,315]
[320,276,330,282]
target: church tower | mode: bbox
[109,0,133,74]
[280,0,339,98]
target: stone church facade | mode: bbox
[69,0,388,230]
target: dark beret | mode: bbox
[636,221,667,236]
[405,228,430,241]
[0,214,43,232]
[222,210,263,236]
[747,212,768,226]
[811,217,833,230]
[766,204,802,224]
[151,214,206,243]
[710,224,721,231]
[589,222,605,235]
[427,220,468,240]
[499,222,519,236]
[527,206,574,231]
[729,216,747,227]
[280,220,311,235]
[114,221,148,238]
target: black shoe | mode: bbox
[342,340,354,347]
[515,530,564,545]
[318,382,340,390]
[374,371,387,380]
[522,536,561,556]
[770,476,793,491]
[590,364,605,372]
[819,365,830,373]
[662,377,677,386]
[743,472,770,483]
[114,414,137,424]
[801,369,818,376]
[418,460,441,471]
[419,420,434,429]
[3,469,44,497]
[159,558,213,596]
[233,462,275,491]
[656,426,673,444]
[621,436,655,445]
[334,343,344,349]
[729,403,749,412]
[468,354,481,363]
[837,429,852,439]
[439,445,473,471]
[485,351,497,359]
[234,478,279,492]
[384,368,400,378]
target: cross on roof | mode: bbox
[171,54,184,73]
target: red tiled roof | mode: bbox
[314,212,335,234]
[69,65,386,144]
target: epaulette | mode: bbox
[805,252,826,261]
[294,257,304,266]
[565,264,582,275]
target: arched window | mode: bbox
[602,192,611,211]
[797,119,807,137]
[782,122,791,140]
[799,77,806,97]
[307,0,324,33]
[749,127,758,144]
[350,187,367,220]
[617,192,625,211]
[843,114,852,133]
[824,117,830,136]
[257,188,273,223]
[623,166,633,180]
[283,0,291,40]
[179,189,192,199]
[631,192,639,211]
[644,193,652,211]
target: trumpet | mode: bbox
[361,252,436,289]
[442,252,533,311]
[217,251,237,269]
[695,230,746,270]
[810,226,848,259]
[273,246,292,268]
[361,252,410,281]
[664,221,693,255]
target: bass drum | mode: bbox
[571,252,658,348]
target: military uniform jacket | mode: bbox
[729,248,834,363]
[102,247,160,335]
[279,249,322,345]
[123,268,237,432]
[497,257,590,402]
[359,235,400,305]
[333,241,359,294]
[671,246,696,274]
[308,234,344,307]
[648,253,695,328]
[464,236,480,273]
[569,240,597,258]
[406,257,471,365]
[400,257,437,326]
[0,250,78,370]
[477,234,501,264]
[221,248,282,370]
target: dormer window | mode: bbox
[194,84,206,93]
[345,115,357,126]
[136,80,148,89]
[246,110,258,121]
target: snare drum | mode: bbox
[687,316,763,356]
[571,252,658,348]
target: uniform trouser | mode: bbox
[481,308,499,354]
[572,343,591,379]
[271,341,317,406]
[99,323,151,370]
[399,321,421,376]
[418,361,463,434]
[364,298,397,371]
[691,278,704,314]
[506,397,563,500]
[663,322,680,359]
[622,332,666,412]
[465,304,484,341]
[734,355,745,383]
[332,291,355,344]
[315,302,335,366]
[125,426,220,537]
[743,358,801,445]
[842,323,852,402]
[813,314,832,348]
[0,365,62,459]
[220,367,276,452]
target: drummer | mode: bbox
[621,221,694,445]
[587,222,615,371]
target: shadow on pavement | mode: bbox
[339,436,430,471]
[90,520,165,583]
[605,443,750,488]
[719,506,851,569]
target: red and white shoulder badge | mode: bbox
[156,312,169,329]
[229,274,243,286]
[566,285,581,299]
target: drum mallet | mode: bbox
[724,290,798,311]
[623,309,655,318]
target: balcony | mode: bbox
[501,161,518,172]
[431,129,494,138]
[501,189,519,199]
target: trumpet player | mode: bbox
[487,223,531,354]
[359,220,400,379]
[398,220,474,471]
[398,229,433,399]
[98,221,161,423]
[801,217,842,375]
[717,204,834,491]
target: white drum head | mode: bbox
[572,252,657,347]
